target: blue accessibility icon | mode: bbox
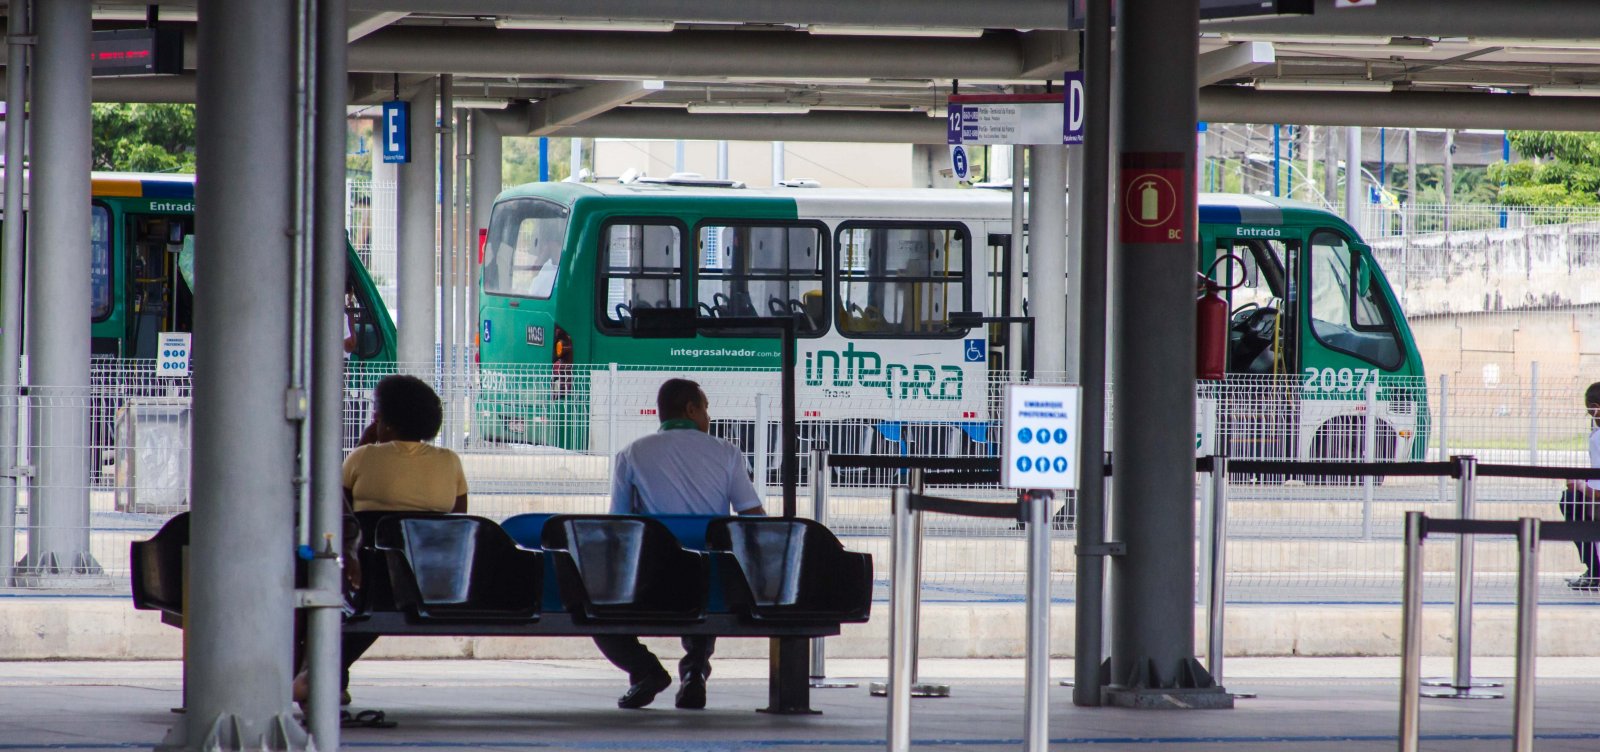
[1054,428,1069,444]
[1054,457,1070,473]
[482,319,493,344]
[1017,427,1032,444]
[1016,456,1033,472]
[963,338,986,363]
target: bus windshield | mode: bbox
[483,198,568,299]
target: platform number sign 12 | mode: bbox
[158,332,191,375]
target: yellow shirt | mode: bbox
[343,441,468,513]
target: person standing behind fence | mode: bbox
[595,378,765,710]
[1560,381,1600,591]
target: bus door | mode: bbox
[1210,232,1303,469]
[124,213,195,360]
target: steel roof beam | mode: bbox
[487,107,946,143]
[348,27,1025,80]
[511,79,666,136]
[1200,86,1600,130]
[344,0,1073,31]
[348,11,407,42]
[1198,41,1275,86]
[1209,0,1600,39]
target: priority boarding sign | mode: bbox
[1002,384,1081,490]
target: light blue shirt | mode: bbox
[610,426,764,516]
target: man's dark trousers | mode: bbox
[592,635,715,683]
[1559,488,1599,576]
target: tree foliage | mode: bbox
[91,103,196,173]
[1488,131,1600,207]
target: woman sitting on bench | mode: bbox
[293,374,469,707]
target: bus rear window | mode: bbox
[836,223,968,337]
[91,204,111,321]
[697,223,826,335]
[483,198,568,299]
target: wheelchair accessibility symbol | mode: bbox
[963,338,986,363]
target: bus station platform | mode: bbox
[3,657,1599,751]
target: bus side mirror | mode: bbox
[1354,252,1374,298]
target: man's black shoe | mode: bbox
[675,674,707,709]
[617,671,672,709]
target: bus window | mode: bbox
[601,221,684,328]
[696,223,825,335]
[483,198,568,299]
[1308,231,1402,369]
[836,223,968,337]
[91,205,111,322]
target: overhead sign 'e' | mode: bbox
[382,100,411,165]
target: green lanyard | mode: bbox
[659,419,698,432]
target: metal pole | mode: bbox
[780,319,798,517]
[454,107,470,448]
[808,443,855,689]
[572,136,585,180]
[1511,516,1540,752]
[606,362,619,457]
[307,0,349,743]
[166,0,307,746]
[753,393,770,501]
[1206,453,1229,682]
[887,485,915,752]
[470,111,501,362]
[1008,146,1026,381]
[1528,361,1539,466]
[1344,126,1362,230]
[1027,144,1066,377]
[1443,129,1455,234]
[716,141,728,181]
[396,78,437,372]
[1023,490,1053,752]
[0,0,30,587]
[1362,380,1376,539]
[675,139,686,173]
[1423,455,1502,698]
[538,137,549,182]
[1072,0,1111,706]
[1398,511,1424,752]
[1437,374,1449,503]
[1064,145,1084,381]
[908,468,926,684]
[438,76,455,423]
[1109,0,1219,707]
[772,141,785,184]
[25,0,94,579]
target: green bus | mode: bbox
[475,180,1425,464]
[85,172,395,362]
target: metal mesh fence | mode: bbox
[3,362,1596,609]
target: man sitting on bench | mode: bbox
[597,378,765,710]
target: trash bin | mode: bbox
[114,398,191,514]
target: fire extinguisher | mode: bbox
[1196,255,1243,381]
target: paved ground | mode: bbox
[2,658,1599,750]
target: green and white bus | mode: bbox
[83,172,396,362]
[475,181,1425,464]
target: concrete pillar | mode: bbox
[1027,145,1067,378]
[306,0,350,744]
[371,143,397,293]
[163,0,307,746]
[0,0,29,586]
[397,78,437,370]
[1344,126,1362,227]
[25,0,95,578]
[471,111,501,352]
[1107,0,1227,707]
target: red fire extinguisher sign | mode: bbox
[1119,152,1188,244]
